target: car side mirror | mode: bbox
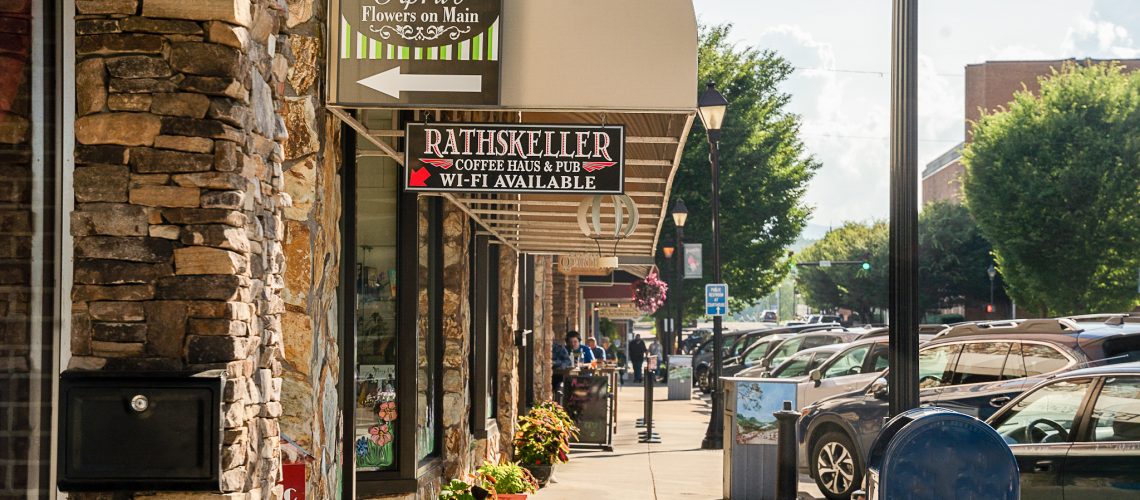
[809,369,822,385]
[869,377,888,400]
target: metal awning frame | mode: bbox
[329,106,695,265]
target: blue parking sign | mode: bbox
[705,283,728,316]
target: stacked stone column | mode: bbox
[69,0,298,496]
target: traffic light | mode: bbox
[861,261,871,271]
[986,304,994,313]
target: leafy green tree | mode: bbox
[918,201,1007,312]
[657,24,819,322]
[796,221,888,322]
[963,63,1140,315]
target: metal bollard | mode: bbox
[638,368,660,443]
[774,400,799,500]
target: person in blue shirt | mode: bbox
[565,331,594,364]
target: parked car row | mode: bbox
[790,314,1140,499]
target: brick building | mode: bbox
[2,0,697,499]
[921,58,1140,204]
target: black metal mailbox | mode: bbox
[57,370,226,491]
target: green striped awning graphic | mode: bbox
[341,17,500,62]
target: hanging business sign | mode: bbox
[330,0,501,106]
[404,123,626,194]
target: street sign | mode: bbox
[330,0,501,107]
[705,283,728,316]
[819,260,832,268]
[404,123,625,194]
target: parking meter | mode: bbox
[863,408,1018,500]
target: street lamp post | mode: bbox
[698,82,728,450]
[987,264,997,318]
[661,244,675,381]
[672,200,688,356]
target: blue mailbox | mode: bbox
[863,408,1018,500]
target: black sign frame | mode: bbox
[403,122,626,194]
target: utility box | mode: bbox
[864,408,1019,500]
[57,370,226,492]
[722,377,798,500]
[667,355,692,400]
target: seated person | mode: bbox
[565,331,594,364]
[586,337,606,361]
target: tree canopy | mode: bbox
[796,203,1005,320]
[657,24,819,322]
[796,221,888,322]
[963,62,1140,315]
[917,201,1006,312]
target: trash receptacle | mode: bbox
[667,355,692,400]
[863,407,1018,500]
[723,377,799,500]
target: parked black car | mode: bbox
[987,360,1140,499]
[797,317,1140,500]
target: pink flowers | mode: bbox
[369,424,393,446]
[378,401,397,422]
[633,270,668,313]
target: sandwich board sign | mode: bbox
[706,283,727,316]
[330,0,501,107]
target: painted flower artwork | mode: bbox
[356,369,397,470]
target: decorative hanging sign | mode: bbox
[404,123,626,194]
[330,0,501,106]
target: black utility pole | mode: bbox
[698,82,728,450]
[674,226,684,354]
[888,0,920,417]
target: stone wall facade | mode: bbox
[440,203,472,480]
[65,0,339,496]
[531,257,553,403]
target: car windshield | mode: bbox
[743,338,781,365]
[772,350,833,378]
[768,337,806,366]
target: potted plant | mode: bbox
[513,402,579,486]
[475,461,539,499]
[439,478,492,500]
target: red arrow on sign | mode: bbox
[409,168,431,187]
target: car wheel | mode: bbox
[811,431,862,500]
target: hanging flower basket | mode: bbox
[632,270,668,314]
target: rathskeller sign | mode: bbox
[404,123,626,194]
[330,0,502,107]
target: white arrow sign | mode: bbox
[357,67,482,99]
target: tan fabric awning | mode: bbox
[329,0,698,263]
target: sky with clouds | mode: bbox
[693,0,1140,239]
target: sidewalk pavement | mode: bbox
[534,379,824,499]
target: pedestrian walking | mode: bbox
[629,334,647,383]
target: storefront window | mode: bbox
[353,112,400,471]
[350,110,443,486]
[416,197,440,461]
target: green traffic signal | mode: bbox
[861,262,871,271]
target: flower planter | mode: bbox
[523,464,554,487]
[496,494,528,500]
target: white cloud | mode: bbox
[693,0,1140,235]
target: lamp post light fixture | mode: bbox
[987,264,997,317]
[697,82,728,450]
[671,199,688,357]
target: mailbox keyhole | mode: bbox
[130,394,149,413]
